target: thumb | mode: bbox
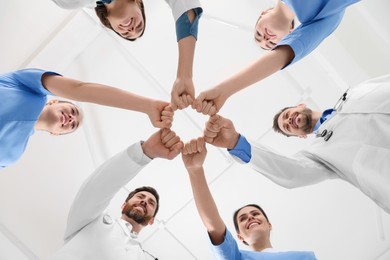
[194,92,206,110]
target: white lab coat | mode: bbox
[51,0,201,21]
[50,142,154,260]
[234,75,390,214]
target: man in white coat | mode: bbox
[203,74,390,214]
[50,128,183,260]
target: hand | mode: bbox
[148,100,172,128]
[160,105,174,128]
[182,137,207,170]
[171,77,195,110]
[142,129,183,160]
[203,115,240,149]
[193,87,226,115]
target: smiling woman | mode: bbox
[182,138,318,260]
[0,68,173,169]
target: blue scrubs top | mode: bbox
[0,68,60,168]
[212,229,317,260]
[278,0,361,67]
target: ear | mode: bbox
[297,103,306,108]
[121,202,126,210]
[147,217,155,226]
[268,222,273,231]
[47,99,59,105]
[298,134,307,139]
[50,132,59,136]
[237,233,244,242]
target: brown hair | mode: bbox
[272,106,294,137]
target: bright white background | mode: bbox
[1,0,390,259]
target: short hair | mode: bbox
[272,106,294,137]
[95,0,146,41]
[125,186,160,217]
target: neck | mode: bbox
[35,109,49,132]
[311,111,323,132]
[121,215,144,234]
[251,240,273,252]
[275,0,295,22]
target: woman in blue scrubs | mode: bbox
[193,0,361,115]
[0,68,172,168]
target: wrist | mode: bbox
[228,133,240,150]
[141,140,154,159]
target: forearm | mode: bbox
[187,167,226,245]
[215,46,293,98]
[177,36,196,79]
[64,142,151,241]
[43,75,155,114]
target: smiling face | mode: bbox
[106,0,145,40]
[122,191,157,225]
[43,100,83,135]
[235,206,272,246]
[277,104,313,138]
[254,8,293,50]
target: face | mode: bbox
[277,104,313,137]
[236,206,272,245]
[107,0,144,40]
[122,191,157,225]
[44,101,82,135]
[254,9,292,50]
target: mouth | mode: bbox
[134,204,146,214]
[265,28,276,38]
[292,113,299,129]
[60,112,66,126]
[246,220,262,229]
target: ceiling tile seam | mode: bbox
[375,246,390,260]
[0,223,39,260]
[19,10,80,70]
[163,227,199,259]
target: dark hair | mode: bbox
[233,204,269,245]
[272,106,294,137]
[95,0,146,41]
[125,186,160,216]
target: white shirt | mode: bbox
[50,142,154,260]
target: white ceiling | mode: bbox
[1,0,390,259]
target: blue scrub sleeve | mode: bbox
[277,12,344,68]
[211,229,242,260]
[175,7,203,41]
[12,68,61,96]
[228,134,252,163]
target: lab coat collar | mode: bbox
[117,218,139,239]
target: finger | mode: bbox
[204,129,217,139]
[194,93,206,112]
[167,148,181,160]
[204,136,214,144]
[190,139,197,153]
[202,101,214,115]
[172,94,185,110]
[180,95,190,108]
[197,137,205,152]
[171,141,184,152]
[208,105,217,116]
[165,135,180,148]
[161,130,175,144]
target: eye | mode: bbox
[71,108,75,115]
[269,41,276,46]
[71,122,75,130]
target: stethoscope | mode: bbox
[102,215,159,260]
[315,88,350,141]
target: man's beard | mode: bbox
[300,108,313,134]
[122,203,152,225]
